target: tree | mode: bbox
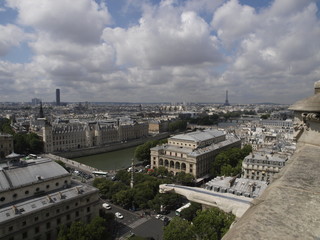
[163,217,195,240]
[192,208,235,240]
[210,145,252,178]
[174,172,195,186]
[168,120,187,132]
[57,216,112,240]
[86,217,109,240]
[180,202,202,221]
[134,139,167,162]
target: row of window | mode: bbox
[7,204,91,234]
[8,214,92,240]
[245,159,284,166]
[0,180,69,203]
[170,141,197,147]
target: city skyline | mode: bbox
[0,0,320,104]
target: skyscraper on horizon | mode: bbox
[224,90,230,106]
[56,88,60,106]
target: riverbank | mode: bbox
[54,132,170,159]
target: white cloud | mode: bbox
[1,0,320,104]
[6,0,112,44]
[102,2,224,68]
[211,0,258,47]
[0,24,31,56]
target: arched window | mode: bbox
[175,162,180,169]
[181,163,186,170]
[159,158,164,166]
[170,161,174,168]
[164,160,169,167]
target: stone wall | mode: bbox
[54,132,170,159]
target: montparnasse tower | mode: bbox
[224,90,230,106]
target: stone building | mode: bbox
[223,81,320,239]
[150,129,241,178]
[0,156,99,240]
[42,121,149,153]
[0,133,14,159]
[241,153,287,182]
[148,120,169,134]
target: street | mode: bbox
[101,202,168,240]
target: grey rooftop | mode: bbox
[0,158,69,192]
[223,144,320,240]
[170,129,225,142]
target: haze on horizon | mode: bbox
[0,0,320,104]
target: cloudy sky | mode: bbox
[0,0,320,104]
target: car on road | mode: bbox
[115,212,124,219]
[102,203,111,210]
[155,214,162,219]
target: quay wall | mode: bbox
[53,132,170,159]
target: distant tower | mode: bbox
[56,89,60,106]
[224,90,230,106]
[39,101,44,118]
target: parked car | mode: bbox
[115,212,124,219]
[102,203,111,210]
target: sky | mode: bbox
[0,0,320,104]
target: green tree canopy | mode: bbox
[134,139,167,162]
[210,145,252,178]
[168,120,187,132]
[180,202,202,221]
[57,216,111,240]
[163,217,195,240]
[192,208,235,240]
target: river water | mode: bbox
[72,146,137,171]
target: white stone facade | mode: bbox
[0,158,100,240]
[151,130,241,178]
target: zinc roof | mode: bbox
[171,129,225,142]
[0,158,69,192]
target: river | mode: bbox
[72,146,137,171]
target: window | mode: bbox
[22,221,26,226]
[13,193,17,198]
[35,226,40,234]
[25,190,29,195]
[0,196,5,201]
[46,212,50,217]
[46,185,50,189]
[55,182,59,186]
[9,226,13,232]
[57,218,61,225]
[46,222,51,229]
[22,232,28,239]
[66,214,70,220]
[66,205,70,210]
[87,207,90,213]
[35,216,39,222]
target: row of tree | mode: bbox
[0,118,44,155]
[164,207,235,240]
[134,139,167,162]
[57,215,114,240]
[210,144,252,177]
[93,170,186,212]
